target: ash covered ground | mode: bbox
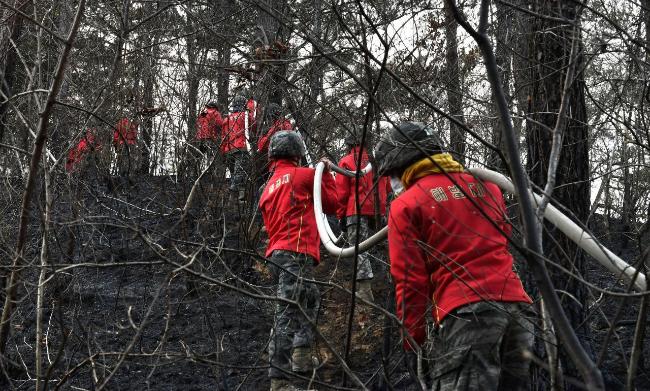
[0,173,647,390]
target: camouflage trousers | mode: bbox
[224,149,249,192]
[345,215,373,280]
[268,251,321,379]
[431,301,534,391]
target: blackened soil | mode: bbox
[0,174,647,390]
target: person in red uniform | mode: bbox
[195,101,223,141]
[335,127,389,303]
[374,122,534,391]
[113,117,139,177]
[257,103,293,154]
[66,130,100,173]
[259,131,337,391]
[221,95,255,202]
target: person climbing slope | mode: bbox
[335,126,389,304]
[221,95,255,203]
[258,131,337,391]
[374,121,534,391]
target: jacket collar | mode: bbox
[270,158,299,171]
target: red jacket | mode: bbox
[388,172,531,350]
[220,108,256,154]
[336,147,389,218]
[259,159,337,263]
[66,131,100,172]
[113,118,138,146]
[257,118,293,153]
[195,107,223,141]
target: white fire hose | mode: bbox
[313,163,647,292]
[318,162,374,246]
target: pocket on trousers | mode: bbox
[431,345,471,380]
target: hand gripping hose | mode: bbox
[313,163,647,291]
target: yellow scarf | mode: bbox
[401,153,464,189]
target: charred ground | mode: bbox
[0,173,647,390]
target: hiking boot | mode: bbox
[291,346,317,373]
[356,280,374,303]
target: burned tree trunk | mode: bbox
[443,0,466,164]
[526,1,591,388]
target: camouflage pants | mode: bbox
[268,251,321,379]
[345,215,373,280]
[431,301,534,391]
[224,149,249,192]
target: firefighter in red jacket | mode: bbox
[336,128,389,303]
[195,101,223,142]
[259,131,337,391]
[113,117,139,177]
[66,130,100,173]
[257,103,293,154]
[221,95,255,202]
[374,122,533,391]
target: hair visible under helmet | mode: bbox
[268,130,306,160]
[374,121,446,177]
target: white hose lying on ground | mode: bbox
[313,162,647,292]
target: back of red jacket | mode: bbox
[196,107,223,141]
[221,110,255,153]
[113,118,138,146]
[388,172,531,349]
[336,146,389,218]
[259,159,337,263]
[257,119,292,153]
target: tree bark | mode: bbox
[443,1,466,164]
[488,0,513,171]
[0,0,32,172]
[526,2,592,388]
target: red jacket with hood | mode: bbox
[388,172,531,350]
[336,146,389,219]
[259,159,337,263]
[257,118,293,153]
[196,107,223,141]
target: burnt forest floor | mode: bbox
[0,173,647,390]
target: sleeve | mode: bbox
[388,200,432,350]
[257,129,270,152]
[335,157,351,219]
[320,169,338,216]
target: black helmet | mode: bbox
[231,95,247,112]
[266,103,282,120]
[268,131,306,159]
[374,121,446,176]
[205,101,219,109]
